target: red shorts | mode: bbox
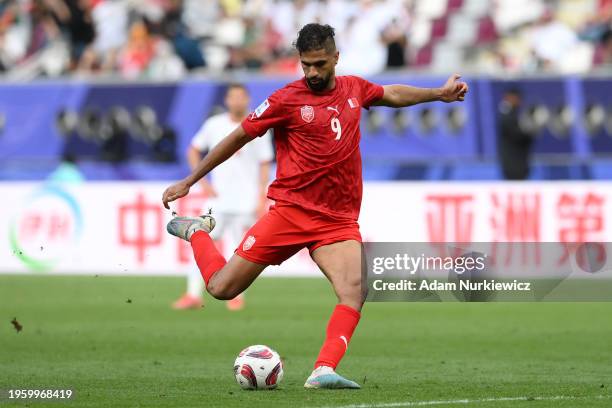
[235,202,362,265]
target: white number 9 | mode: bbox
[331,118,342,140]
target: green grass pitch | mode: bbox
[1,275,611,407]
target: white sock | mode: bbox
[186,267,204,298]
[313,366,335,375]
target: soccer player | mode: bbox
[172,83,273,310]
[162,23,467,389]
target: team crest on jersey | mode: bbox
[243,235,256,251]
[300,105,315,123]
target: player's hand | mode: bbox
[439,74,468,103]
[162,180,191,209]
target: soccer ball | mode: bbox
[233,345,283,390]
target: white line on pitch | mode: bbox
[316,394,611,408]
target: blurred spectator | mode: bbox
[0,0,609,78]
[48,152,85,183]
[317,0,356,35]
[182,0,218,38]
[266,0,319,51]
[497,88,533,181]
[593,28,612,66]
[0,1,35,70]
[530,8,579,71]
[50,0,94,68]
[159,0,205,70]
[336,0,396,76]
[78,0,129,73]
[147,38,186,79]
[117,20,157,77]
[382,5,411,69]
[26,1,62,58]
[494,0,544,33]
[232,15,268,69]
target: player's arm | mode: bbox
[162,125,252,209]
[187,145,217,197]
[373,74,468,108]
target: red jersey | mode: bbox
[241,76,384,221]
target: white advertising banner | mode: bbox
[1,181,610,276]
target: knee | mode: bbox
[335,277,364,310]
[206,279,239,300]
[342,275,363,294]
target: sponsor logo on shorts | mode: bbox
[243,235,256,251]
[301,105,315,123]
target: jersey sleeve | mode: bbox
[241,90,287,138]
[354,76,384,109]
[190,119,212,151]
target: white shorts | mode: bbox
[209,212,255,259]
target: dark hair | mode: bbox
[294,23,336,54]
[62,152,77,164]
[504,87,522,98]
[226,82,248,93]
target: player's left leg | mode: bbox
[171,267,204,310]
[305,239,364,389]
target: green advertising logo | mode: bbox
[9,183,83,272]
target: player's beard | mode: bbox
[306,75,330,92]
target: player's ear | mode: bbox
[334,51,339,65]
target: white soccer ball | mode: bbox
[233,345,284,390]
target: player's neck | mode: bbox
[229,112,247,123]
[323,77,337,92]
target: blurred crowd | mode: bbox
[0,0,610,80]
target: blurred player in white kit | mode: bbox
[172,83,273,310]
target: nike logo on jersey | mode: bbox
[340,335,348,350]
[326,106,339,114]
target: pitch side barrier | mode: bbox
[3,180,612,297]
[0,76,610,181]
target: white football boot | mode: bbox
[166,214,215,241]
[304,366,361,389]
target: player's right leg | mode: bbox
[304,239,363,389]
[166,215,267,300]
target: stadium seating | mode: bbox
[0,0,608,77]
